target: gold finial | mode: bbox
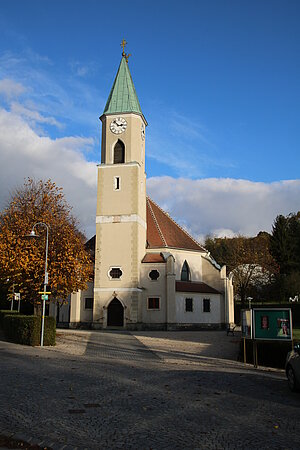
[120,39,127,56]
[125,53,131,63]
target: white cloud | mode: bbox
[1,102,300,244]
[69,60,96,78]
[10,102,62,128]
[0,52,105,134]
[0,78,25,99]
[146,107,235,178]
[147,176,300,242]
[0,107,97,238]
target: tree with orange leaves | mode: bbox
[0,178,93,306]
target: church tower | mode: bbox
[93,43,147,328]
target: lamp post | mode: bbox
[27,222,49,347]
[247,296,253,309]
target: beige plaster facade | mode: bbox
[54,54,234,330]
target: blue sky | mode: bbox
[0,0,299,239]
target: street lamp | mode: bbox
[247,296,253,309]
[27,222,49,347]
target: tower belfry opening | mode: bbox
[114,140,125,164]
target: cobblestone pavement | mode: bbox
[0,330,299,449]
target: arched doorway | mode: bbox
[107,297,124,326]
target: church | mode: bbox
[52,45,234,330]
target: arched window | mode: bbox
[181,260,190,281]
[114,140,125,164]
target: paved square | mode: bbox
[0,330,299,449]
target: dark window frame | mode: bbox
[181,260,191,281]
[109,267,123,279]
[84,297,93,310]
[203,298,211,313]
[147,297,160,310]
[185,297,193,312]
[149,269,160,281]
[113,140,125,164]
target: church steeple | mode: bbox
[103,49,145,120]
[94,43,147,329]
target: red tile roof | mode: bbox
[142,253,165,263]
[146,197,205,252]
[176,281,220,294]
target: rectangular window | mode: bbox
[203,298,211,313]
[148,297,160,310]
[85,298,93,310]
[185,298,193,312]
[114,176,120,191]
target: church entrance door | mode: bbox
[107,297,124,327]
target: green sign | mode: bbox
[253,308,292,341]
[41,294,48,301]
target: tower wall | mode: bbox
[94,110,147,328]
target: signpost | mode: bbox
[241,308,293,367]
[252,308,292,341]
[14,293,21,312]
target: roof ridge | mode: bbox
[146,196,205,251]
[146,197,167,247]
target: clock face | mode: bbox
[141,123,145,141]
[110,117,127,134]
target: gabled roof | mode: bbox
[146,197,205,252]
[176,281,220,294]
[103,56,143,117]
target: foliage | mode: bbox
[0,310,19,327]
[270,212,300,300]
[3,315,56,346]
[293,328,300,340]
[205,232,278,304]
[270,213,300,275]
[0,179,93,306]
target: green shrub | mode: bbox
[3,315,56,346]
[0,310,20,327]
[43,316,56,346]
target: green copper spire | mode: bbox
[103,56,143,116]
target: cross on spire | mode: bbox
[120,39,127,56]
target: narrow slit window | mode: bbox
[114,176,120,190]
[181,260,191,281]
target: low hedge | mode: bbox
[3,315,56,346]
[0,310,20,327]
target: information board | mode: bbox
[252,308,292,341]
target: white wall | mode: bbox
[141,263,167,323]
[175,293,223,324]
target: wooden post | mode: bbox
[253,340,258,368]
[255,341,258,367]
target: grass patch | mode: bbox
[293,328,300,340]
